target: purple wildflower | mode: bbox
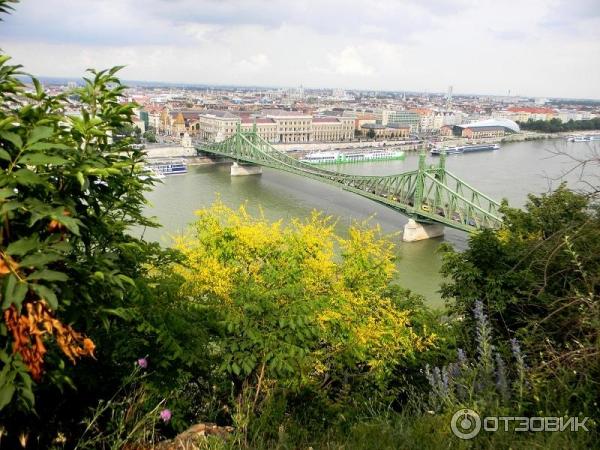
[510,338,527,368]
[473,300,494,372]
[441,366,449,391]
[448,361,461,379]
[495,353,509,402]
[160,409,172,423]
[424,364,435,388]
[137,358,148,369]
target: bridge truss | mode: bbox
[197,125,503,233]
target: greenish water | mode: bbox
[141,139,597,307]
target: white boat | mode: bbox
[431,143,500,155]
[139,167,166,181]
[147,159,188,175]
[300,150,405,165]
[568,135,600,143]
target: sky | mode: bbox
[1,0,599,99]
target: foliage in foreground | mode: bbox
[0,15,208,445]
[173,203,437,437]
[440,185,600,418]
[0,2,598,448]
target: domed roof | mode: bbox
[460,118,520,132]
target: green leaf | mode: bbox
[27,142,71,151]
[0,188,14,200]
[76,171,85,188]
[231,362,241,376]
[6,235,39,256]
[53,216,81,236]
[0,148,11,161]
[0,201,21,215]
[2,274,17,309]
[0,384,16,410]
[18,154,68,166]
[13,169,44,186]
[0,131,22,149]
[102,307,133,321]
[27,269,68,282]
[93,271,104,281]
[117,274,136,287]
[32,78,43,97]
[30,284,58,309]
[27,126,53,146]
[20,252,64,268]
[11,282,28,310]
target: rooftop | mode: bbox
[199,109,240,119]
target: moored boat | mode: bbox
[147,159,188,175]
[431,143,500,155]
[567,135,600,143]
[300,149,405,165]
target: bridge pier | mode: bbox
[230,162,262,176]
[402,219,444,242]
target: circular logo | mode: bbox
[451,409,481,439]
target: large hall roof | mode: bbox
[457,118,520,132]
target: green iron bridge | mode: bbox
[196,124,503,236]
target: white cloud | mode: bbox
[236,53,270,73]
[329,47,374,77]
[0,0,599,98]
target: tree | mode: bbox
[143,129,157,143]
[0,47,163,417]
[173,203,435,417]
[439,184,600,415]
[367,128,376,139]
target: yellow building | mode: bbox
[240,118,278,142]
[311,117,354,142]
[198,110,357,143]
[360,123,410,139]
[197,110,241,142]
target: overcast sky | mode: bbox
[1,0,599,98]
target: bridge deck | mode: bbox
[197,128,503,233]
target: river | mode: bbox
[141,139,598,307]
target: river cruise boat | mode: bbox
[147,159,188,175]
[567,135,600,142]
[300,150,405,165]
[139,167,166,181]
[430,143,500,155]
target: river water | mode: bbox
[141,139,598,307]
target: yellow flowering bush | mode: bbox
[174,202,434,394]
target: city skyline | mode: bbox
[1,0,599,99]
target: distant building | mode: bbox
[311,117,354,142]
[197,110,240,142]
[385,110,421,132]
[441,119,520,139]
[197,109,353,143]
[240,117,278,142]
[505,107,555,122]
[461,125,505,139]
[261,109,312,143]
[360,123,410,139]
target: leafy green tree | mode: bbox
[173,203,435,428]
[143,129,157,143]
[518,117,600,133]
[367,128,376,139]
[440,184,600,415]
[0,13,194,443]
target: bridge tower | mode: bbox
[230,121,263,176]
[402,151,445,242]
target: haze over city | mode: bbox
[1,0,599,98]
